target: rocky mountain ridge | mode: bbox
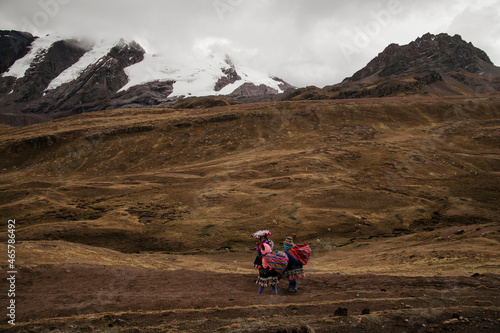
[287,33,500,101]
[346,33,495,82]
[0,31,293,125]
[2,31,500,126]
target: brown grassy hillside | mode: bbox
[1,95,499,255]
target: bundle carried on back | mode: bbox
[289,243,311,265]
[263,250,289,274]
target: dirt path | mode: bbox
[1,264,499,332]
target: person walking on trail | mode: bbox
[255,243,279,295]
[251,230,274,269]
[282,236,306,292]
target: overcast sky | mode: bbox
[1,0,499,87]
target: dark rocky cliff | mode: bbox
[287,33,500,101]
[346,33,495,82]
[0,31,35,74]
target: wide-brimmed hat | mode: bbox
[251,229,272,240]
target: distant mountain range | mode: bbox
[0,31,294,125]
[1,31,499,126]
[287,33,500,101]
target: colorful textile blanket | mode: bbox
[263,251,289,274]
[289,244,311,265]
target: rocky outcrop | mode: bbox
[0,31,35,74]
[214,56,241,92]
[41,39,146,115]
[104,80,177,110]
[346,33,495,83]
[229,82,279,97]
[0,37,146,118]
[173,96,238,109]
[287,33,500,101]
[15,39,89,103]
[228,78,294,99]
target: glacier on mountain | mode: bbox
[3,33,287,99]
[119,51,285,97]
[2,33,62,79]
[45,38,117,91]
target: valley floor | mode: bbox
[0,258,499,332]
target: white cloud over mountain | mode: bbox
[1,0,498,87]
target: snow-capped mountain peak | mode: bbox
[0,31,294,122]
[119,51,288,98]
[4,33,290,98]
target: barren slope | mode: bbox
[0,95,499,332]
[1,95,499,252]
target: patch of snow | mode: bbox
[233,65,285,93]
[2,33,62,79]
[119,54,181,92]
[120,51,284,97]
[217,80,246,95]
[45,38,118,91]
[8,89,13,95]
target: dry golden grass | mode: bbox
[0,95,499,277]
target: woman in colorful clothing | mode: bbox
[282,236,305,292]
[255,243,279,295]
[251,230,274,269]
